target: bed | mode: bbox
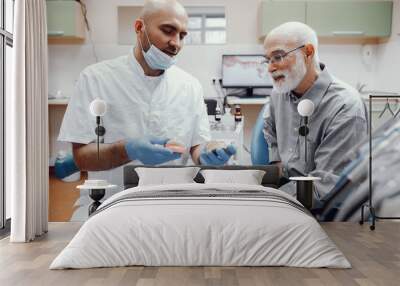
[50,165,350,269]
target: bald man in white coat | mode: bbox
[58,0,235,189]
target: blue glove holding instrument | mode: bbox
[54,152,80,179]
[124,137,181,165]
[199,144,236,166]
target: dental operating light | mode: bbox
[89,98,107,159]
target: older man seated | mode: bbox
[263,22,368,205]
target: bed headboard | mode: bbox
[123,165,281,189]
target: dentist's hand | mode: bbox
[199,144,236,166]
[124,138,181,165]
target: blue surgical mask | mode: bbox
[138,25,177,70]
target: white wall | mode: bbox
[48,0,393,164]
[48,0,400,164]
[374,0,400,93]
[48,0,382,100]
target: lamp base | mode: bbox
[88,188,105,216]
[296,180,313,210]
[289,176,321,210]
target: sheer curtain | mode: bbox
[9,0,48,242]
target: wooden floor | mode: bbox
[0,222,399,286]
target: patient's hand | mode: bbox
[199,143,236,166]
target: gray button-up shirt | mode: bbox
[264,64,368,201]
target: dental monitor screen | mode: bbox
[222,55,272,97]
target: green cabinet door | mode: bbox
[46,0,82,37]
[307,1,393,37]
[260,1,306,37]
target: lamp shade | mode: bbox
[297,99,315,117]
[89,98,107,117]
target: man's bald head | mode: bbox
[140,0,188,22]
[134,0,188,75]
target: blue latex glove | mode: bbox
[124,137,181,165]
[54,153,80,179]
[199,144,236,165]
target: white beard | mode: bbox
[271,53,307,94]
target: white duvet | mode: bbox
[50,183,350,269]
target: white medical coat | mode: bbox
[58,50,211,188]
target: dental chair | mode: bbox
[250,103,269,165]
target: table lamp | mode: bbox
[89,98,107,159]
[290,99,320,210]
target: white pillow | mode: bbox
[200,169,266,185]
[136,167,200,186]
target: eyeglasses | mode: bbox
[263,45,305,65]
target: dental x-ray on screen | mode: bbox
[222,55,272,88]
